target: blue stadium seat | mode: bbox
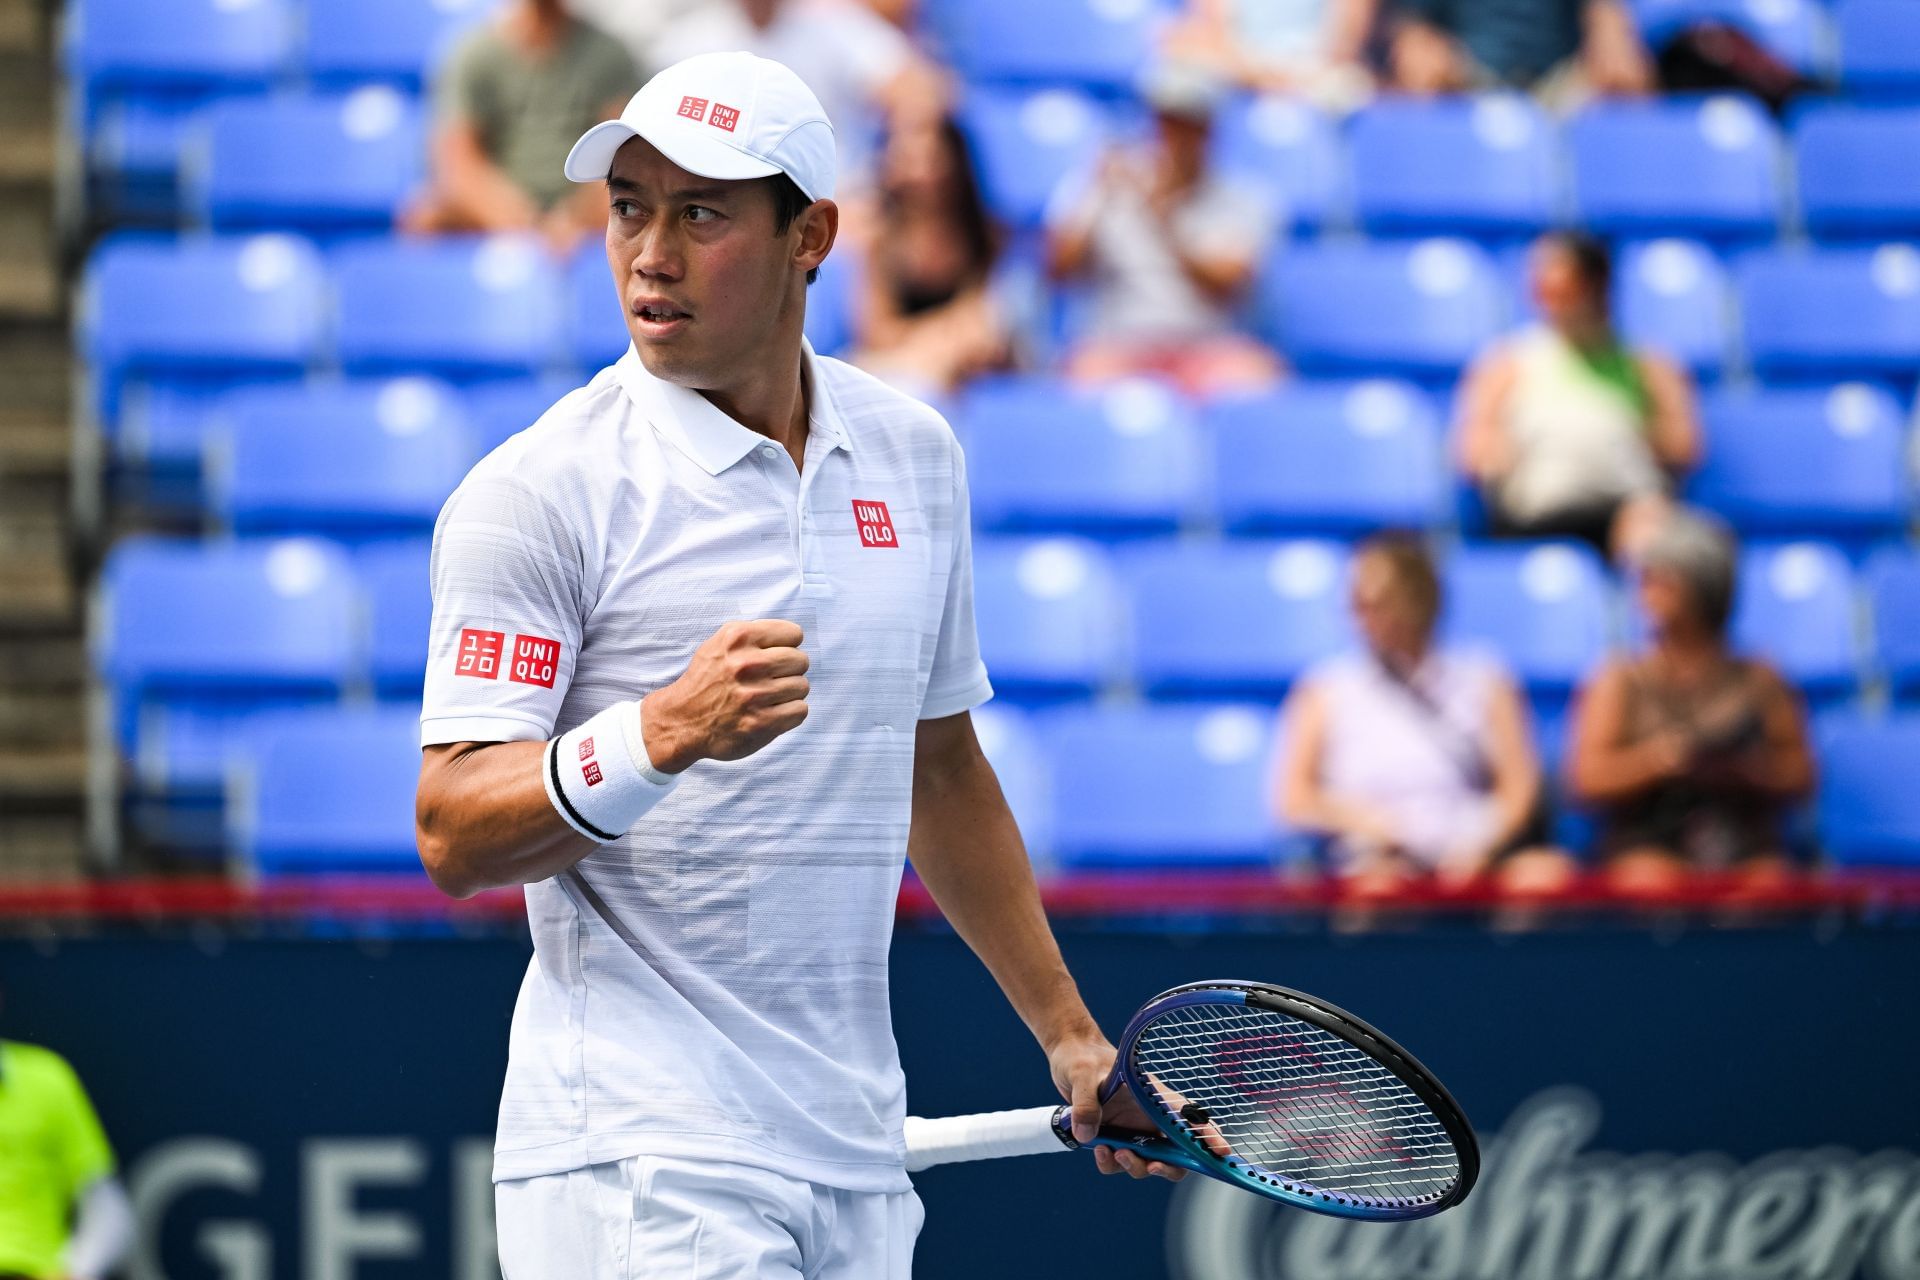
[1836,0,1920,100]
[969,703,1056,863]
[1207,381,1446,535]
[804,244,861,360]
[934,0,1167,91]
[1125,540,1350,698]
[1348,96,1557,239]
[207,379,478,540]
[1443,543,1612,699]
[1260,240,1505,380]
[1212,96,1342,231]
[1866,549,1920,702]
[462,377,575,454]
[1689,384,1910,542]
[962,378,1203,536]
[1568,97,1781,241]
[306,0,497,88]
[1732,542,1860,703]
[1632,0,1827,76]
[972,537,1127,698]
[68,0,295,95]
[198,88,424,232]
[114,376,297,469]
[358,540,434,696]
[1794,106,1920,242]
[1817,714,1920,865]
[1615,239,1733,378]
[233,706,427,874]
[1739,246,1920,380]
[334,235,561,376]
[1041,703,1281,868]
[565,240,626,370]
[958,88,1111,228]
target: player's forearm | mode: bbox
[416,741,597,898]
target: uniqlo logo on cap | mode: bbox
[508,634,561,688]
[582,760,604,787]
[454,629,504,679]
[677,95,708,120]
[709,102,740,132]
[853,500,898,548]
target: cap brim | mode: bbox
[564,117,785,185]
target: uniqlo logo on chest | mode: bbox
[677,95,708,120]
[454,629,504,679]
[853,500,898,548]
[509,634,561,688]
[708,102,740,132]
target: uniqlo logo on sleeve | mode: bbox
[677,95,708,120]
[508,634,561,688]
[853,500,898,548]
[582,760,604,787]
[708,102,740,132]
[454,629,504,679]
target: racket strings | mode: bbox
[1131,1004,1460,1203]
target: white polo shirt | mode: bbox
[420,342,991,1191]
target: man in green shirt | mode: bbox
[0,1039,130,1280]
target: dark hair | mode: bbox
[766,173,820,285]
[1356,531,1442,638]
[883,117,998,279]
[1538,229,1613,300]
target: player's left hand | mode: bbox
[1047,1034,1187,1182]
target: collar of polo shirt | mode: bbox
[614,338,852,475]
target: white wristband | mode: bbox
[543,699,680,843]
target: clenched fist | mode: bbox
[640,620,810,774]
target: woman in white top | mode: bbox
[1455,232,1700,562]
[1274,534,1575,896]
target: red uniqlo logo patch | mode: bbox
[677,95,708,120]
[454,629,504,679]
[582,760,605,787]
[709,102,740,132]
[853,500,898,548]
[508,634,561,688]
[578,737,594,761]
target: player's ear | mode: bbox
[794,198,837,280]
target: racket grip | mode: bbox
[903,1105,1074,1172]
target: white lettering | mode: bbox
[128,1138,269,1280]
[453,1139,502,1280]
[303,1139,426,1280]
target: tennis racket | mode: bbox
[903,979,1478,1221]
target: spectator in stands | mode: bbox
[1389,0,1654,107]
[1275,533,1574,897]
[1162,0,1380,111]
[1045,62,1283,396]
[1454,231,1700,562]
[403,0,638,251]
[1567,509,1815,896]
[847,113,1014,396]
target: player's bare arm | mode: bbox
[906,710,1184,1182]
[416,618,810,897]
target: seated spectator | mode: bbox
[1390,0,1654,108]
[847,114,1014,396]
[402,0,638,251]
[1162,0,1379,111]
[1454,231,1699,562]
[1045,63,1283,397]
[1567,509,1815,897]
[1275,533,1574,897]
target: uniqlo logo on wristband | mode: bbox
[578,737,594,761]
[508,634,561,688]
[454,629,504,679]
[853,500,898,548]
[582,760,604,787]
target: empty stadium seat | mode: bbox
[305,0,497,87]
[1836,0,1920,100]
[962,378,1203,535]
[1260,240,1505,380]
[1348,97,1557,238]
[933,0,1166,91]
[462,377,576,454]
[1817,714,1920,865]
[334,235,561,376]
[68,0,295,96]
[566,240,627,370]
[1041,703,1281,868]
[1568,97,1781,241]
[1866,549,1920,701]
[1689,384,1910,542]
[1126,540,1350,698]
[958,88,1111,228]
[972,537,1127,698]
[969,703,1056,863]
[1615,239,1733,378]
[1731,542,1860,702]
[197,88,424,232]
[1207,381,1446,534]
[1794,106,1920,242]
[359,540,434,695]
[1444,543,1612,699]
[1212,96,1342,231]
[207,379,479,540]
[232,706,426,874]
[1739,246,1920,380]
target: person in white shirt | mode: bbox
[412,52,1176,1280]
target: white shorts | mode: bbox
[495,1155,923,1280]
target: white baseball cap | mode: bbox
[563,51,837,201]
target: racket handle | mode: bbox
[903,1105,1074,1172]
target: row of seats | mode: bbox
[222,699,1920,872]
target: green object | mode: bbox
[1576,339,1653,422]
[0,1042,116,1279]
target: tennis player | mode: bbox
[414,51,1176,1278]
